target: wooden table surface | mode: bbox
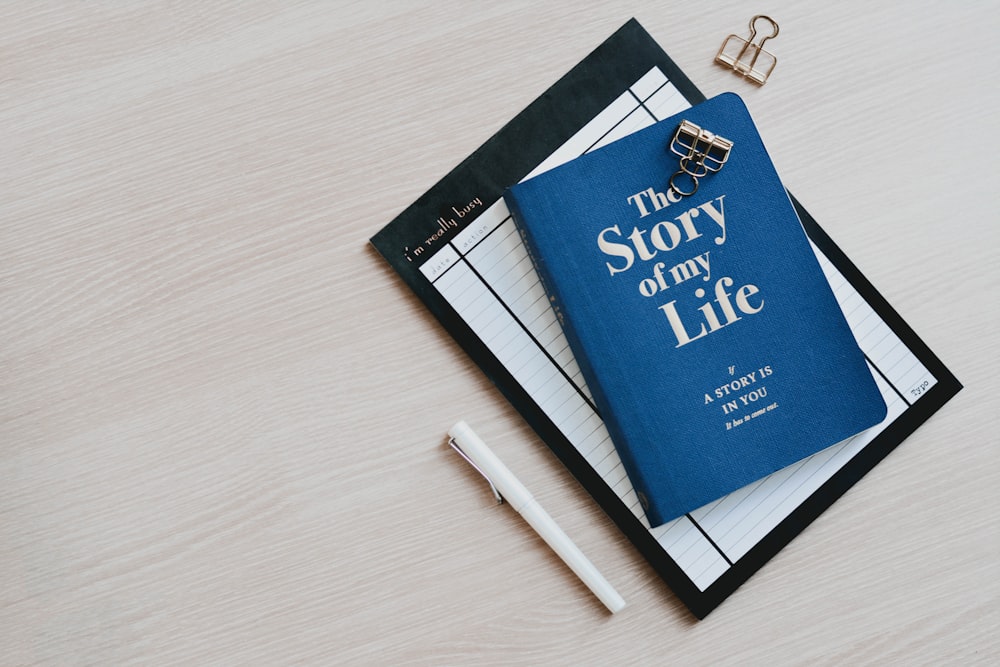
[2,2,997,664]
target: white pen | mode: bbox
[448,421,626,614]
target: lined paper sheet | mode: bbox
[420,67,938,592]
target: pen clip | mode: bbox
[449,437,504,504]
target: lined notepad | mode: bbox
[418,67,936,592]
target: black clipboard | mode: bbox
[370,19,961,618]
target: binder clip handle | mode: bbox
[746,14,780,49]
[667,120,733,198]
[715,15,780,85]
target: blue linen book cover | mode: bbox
[504,93,887,527]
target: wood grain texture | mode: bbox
[1,1,996,664]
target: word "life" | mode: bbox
[659,276,763,347]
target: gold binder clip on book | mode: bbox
[715,15,780,84]
[668,120,733,197]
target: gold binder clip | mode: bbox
[715,15,780,85]
[668,120,733,197]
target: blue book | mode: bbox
[504,93,887,527]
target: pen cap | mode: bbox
[449,421,534,509]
